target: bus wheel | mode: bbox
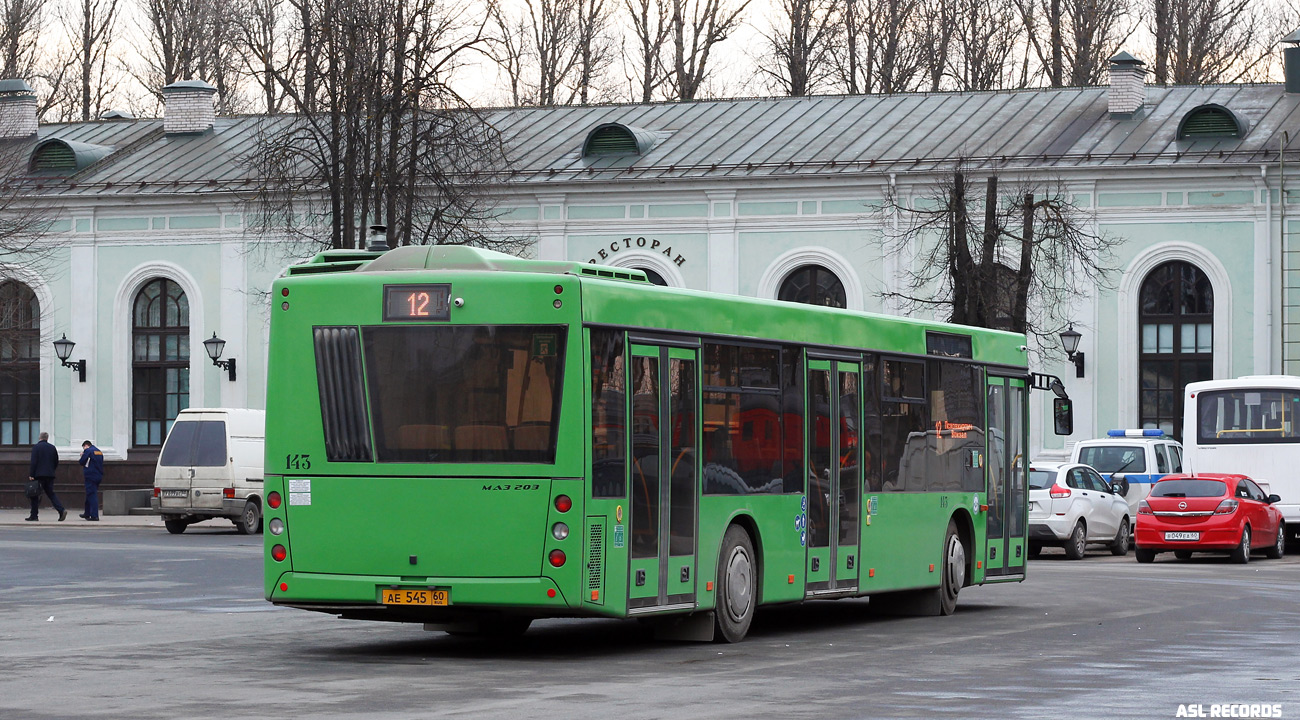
[714,525,756,643]
[938,520,964,616]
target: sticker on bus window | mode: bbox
[532,333,558,358]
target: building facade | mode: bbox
[1,52,1298,502]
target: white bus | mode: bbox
[1184,376,1300,546]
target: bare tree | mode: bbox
[757,0,838,96]
[1017,0,1133,87]
[668,0,747,100]
[244,0,518,259]
[53,0,121,121]
[948,0,1022,90]
[573,0,614,103]
[622,0,669,101]
[1,0,46,81]
[491,0,536,104]
[917,0,955,90]
[136,0,246,110]
[830,0,926,94]
[0,128,62,365]
[880,169,1118,349]
[230,0,293,113]
[1151,0,1267,84]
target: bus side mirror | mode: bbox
[1053,398,1073,436]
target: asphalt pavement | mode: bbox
[1,511,1297,720]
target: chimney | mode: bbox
[161,79,217,135]
[1284,29,1300,94]
[1108,52,1147,118]
[0,79,38,140]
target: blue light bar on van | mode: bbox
[1107,429,1165,437]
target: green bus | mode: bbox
[263,244,1031,642]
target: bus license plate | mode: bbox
[1164,532,1200,541]
[161,489,187,498]
[382,588,449,606]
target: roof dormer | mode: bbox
[1176,104,1245,140]
[582,123,656,157]
[28,138,114,175]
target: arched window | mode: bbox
[1139,261,1213,440]
[635,267,668,286]
[133,278,189,447]
[0,281,40,446]
[778,265,846,309]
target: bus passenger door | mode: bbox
[985,375,1027,577]
[806,359,861,595]
[628,344,699,611]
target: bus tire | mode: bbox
[714,525,756,643]
[937,520,964,616]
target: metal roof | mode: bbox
[18,83,1300,198]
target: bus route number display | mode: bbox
[383,284,451,321]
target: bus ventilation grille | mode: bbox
[313,326,374,462]
[587,520,604,602]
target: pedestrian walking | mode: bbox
[27,432,66,522]
[79,440,105,521]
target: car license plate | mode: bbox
[382,588,449,606]
[1164,531,1200,541]
[161,489,187,498]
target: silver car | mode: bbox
[1028,462,1131,559]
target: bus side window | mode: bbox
[1155,445,1169,474]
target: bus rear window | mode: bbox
[362,325,566,463]
[1150,480,1226,498]
[1197,389,1300,444]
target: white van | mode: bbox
[151,408,266,535]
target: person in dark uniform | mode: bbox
[79,440,105,521]
[27,432,66,522]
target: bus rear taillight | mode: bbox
[548,549,566,567]
[552,522,569,540]
[554,495,572,513]
[272,545,287,562]
[268,491,282,509]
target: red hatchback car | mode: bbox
[1135,474,1286,563]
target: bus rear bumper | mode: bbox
[267,571,588,618]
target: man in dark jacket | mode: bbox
[27,432,66,522]
[78,440,105,521]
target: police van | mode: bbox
[1070,430,1185,524]
[151,409,266,535]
